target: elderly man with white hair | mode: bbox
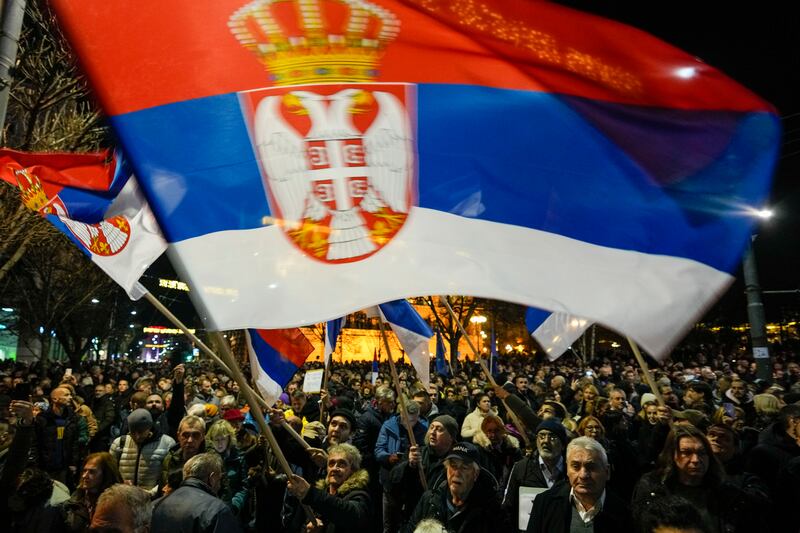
[526,437,631,532]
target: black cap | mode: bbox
[329,408,357,430]
[445,442,480,464]
[127,408,153,433]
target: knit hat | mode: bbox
[222,408,244,422]
[432,414,459,440]
[640,393,657,406]
[127,408,153,433]
[204,403,219,417]
[329,408,357,430]
[535,418,567,447]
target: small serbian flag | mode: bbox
[246,328,315,406]
[378,299,433,387]
[323,318,344,368]
[0,149,166,299]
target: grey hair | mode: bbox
[405,399,421,416]
[328,443,362,471]
[220,395,237,409]
[375,386,395,402]
[414,518,447,533]
[567,436,608,468]
[179,414,206,432]
[183,452,223,482]
[444,458,480,476]
[96,484,152,533]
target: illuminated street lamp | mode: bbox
[470,315,487,355]
[744,207,772,381]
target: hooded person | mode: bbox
[110,408,176,494]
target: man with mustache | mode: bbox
[503,419,567,529]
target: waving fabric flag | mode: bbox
[0,149,166,299]
[51,0,780,358]
[434,329,450,378]
[526,307,591,361]
[378,300,433,387]
[246,328,315,406]
[323,318,344,367]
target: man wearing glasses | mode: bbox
[503,419,568,531]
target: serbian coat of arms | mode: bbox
[230,0,415,264]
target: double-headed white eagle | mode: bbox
[254,88,412,261]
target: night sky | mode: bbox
[559,2,800,324]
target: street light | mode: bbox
[470,315,487,356]
[744,206,772,381]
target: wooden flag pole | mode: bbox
[627,336,666,407]
[440,296,532,448]
[142,291,314,520]
[377,316,428,490]
[209,331,316,521]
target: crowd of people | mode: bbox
[1,340,799,532]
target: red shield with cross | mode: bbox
[240,83,416,263]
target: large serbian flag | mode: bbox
[50,0,780,358]
[0,149,166,299]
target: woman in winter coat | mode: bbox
[461,394,496,442]
[472,414,520,499]
[206,419,248,516]
[287,443,373,533]
[58,452,122,532]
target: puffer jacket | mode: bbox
[110,429,176,492]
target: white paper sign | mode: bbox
[753,346,769,359]
[519,486,548,530]
[302,369,324,393]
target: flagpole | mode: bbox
[626,337,666,407]
[320,337,330,423]
[143,291,314,520]
[377,316,428,490]
[440,296,532,448]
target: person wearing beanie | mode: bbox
[503,419,568,530]
[388,413,459,528]
[110,408,176,493]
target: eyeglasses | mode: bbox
[537,431,559,442]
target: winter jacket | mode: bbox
[389,443,450,523]
[473,430,521,498]
[746,420,800,495]
[151,477,242,533]
[404,467,503,533]
[375,415,428,488]
[110,430,176,492]
[460,408,491,441]
[74,403,97,439]
[526,480,632,533]
[298,469,373,533]
[90,394,116,441]
[33,406,81,474]
[216,447,248,514]
[502,452,565,523]
[632,470,766,533]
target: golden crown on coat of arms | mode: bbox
[14,168,50,213]
[228,0,399,85]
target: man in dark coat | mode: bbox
[89,383,115,452]
[151,452,242,533]
[34,386,80,486]
[746,403,800,494]
[404,442,502,533]
[527,436,631,533]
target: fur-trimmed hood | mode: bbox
[314,468,369,496]
[473,429,520,450]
